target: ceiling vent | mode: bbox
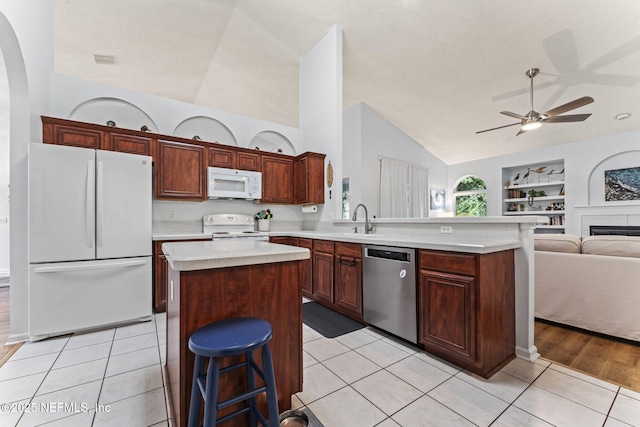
[93,54,117,65]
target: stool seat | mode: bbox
[189,317,273,357]
[187,317,279,427]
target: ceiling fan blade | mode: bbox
[543,113,592,123]
[476,122,520,134]
[543,96,594,117]
[500,111,527,120]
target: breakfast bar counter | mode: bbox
[163,240,310,427]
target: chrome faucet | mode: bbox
[352,203,375,234]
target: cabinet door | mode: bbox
[156,140,206,200]
[334,245,362,319]
[44,122,106,150]
[419,270,475,362]
[209,146,237,168]
[110,133,152,156]
[153,241,168,313]
[296,153,325,205]
[237,152,261,171]
[298,238,313,296]
[313,240,335,304]
[262,155,294,203]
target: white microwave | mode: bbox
[207,167,262,200]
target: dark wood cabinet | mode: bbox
[43,118,107,150]
[41,116,326,205]
[418,249,515,378]
[298,238,313,296]
[237,151,261,171]
[208,146,236,168]
[334,242,363,320]
[262,155,294,204]
[109,133,152,156]
[153,241,169,313]
[420,270,474,360]
[312,240,335,304]
[156,140,207,201]
[296,152,325,205]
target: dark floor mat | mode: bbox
[303,302,365,338]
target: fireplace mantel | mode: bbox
[574,204,640,238]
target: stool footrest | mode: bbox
[218,385,267,410]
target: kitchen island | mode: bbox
[162,240,309,427]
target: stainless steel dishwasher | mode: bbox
[363,245,417,343]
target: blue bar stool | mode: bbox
[187,317,279,427]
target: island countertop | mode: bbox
[162,239,310,271]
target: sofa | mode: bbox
[534,234,640,342]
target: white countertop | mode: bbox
[162,240,310,271]
[269,231,521,254]
[153,221,211,241]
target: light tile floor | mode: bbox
[2,312,640,426]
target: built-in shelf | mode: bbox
[504,210,565,216]
[505,196,565,203]
[506,180,565,190]
[502,160,565,233]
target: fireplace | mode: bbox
[590,225,640,236]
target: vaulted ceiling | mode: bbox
[55,0,640,164]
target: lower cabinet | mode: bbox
[271,237,363,322]
[298,238,313,296]
[153,239,204,313]
[334,242,363,320]
[418,249,515,378]
[153,241,169,313]
[270,236,313,298]
[312,240,335,305]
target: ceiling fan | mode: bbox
[477,68,594,136]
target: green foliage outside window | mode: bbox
[455,176,487,217]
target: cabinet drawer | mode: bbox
[335,242,362,259]
[313,239,335,253]
[419,250,475,276]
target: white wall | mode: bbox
[0,1,53,342]
[448,130,640,236]
[299,25,342,226]
[0,48,9,277]
[50,73,303,153]
[343,102,449,218]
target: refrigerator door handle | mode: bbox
[33,259,148,273]
[96,160,104,248]
[87,160,95,249]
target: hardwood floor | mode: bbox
[0,286,21,367]
[535,319,640,392]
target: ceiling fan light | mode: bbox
[522,121,542,131]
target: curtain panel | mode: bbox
[379,157,428,218]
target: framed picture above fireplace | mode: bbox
[604,166,640,202]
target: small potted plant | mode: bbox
[255,209,273,231]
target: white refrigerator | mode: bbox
[29,143,153,340]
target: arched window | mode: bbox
[454,176,487,217]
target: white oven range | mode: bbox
[203,213,269,241]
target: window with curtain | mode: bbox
[454,176,487,217]
[379,158,429,218]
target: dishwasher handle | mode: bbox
[365,247,411,262]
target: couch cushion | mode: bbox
[581,235,640,258]
[534,234,581,253]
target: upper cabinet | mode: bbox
[262,154,295,204]
[502,160,565,232]
[43,117,107,150]
[296,152,325,205]
[109,133,152,156]
[156,140,207,201]
[41,116,325,204]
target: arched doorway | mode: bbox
[0,10,32,343]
